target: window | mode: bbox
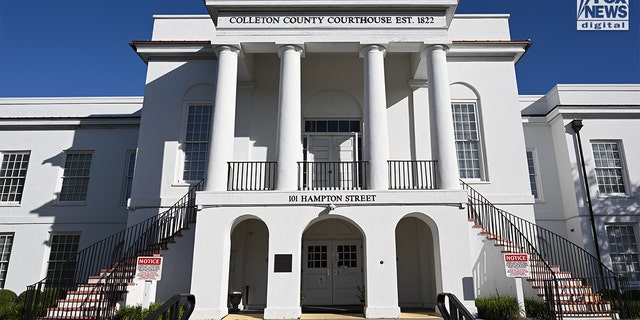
[0,152,30,203]
[527,150,541,199]
[606,225,640,281]
[591,142,627,194]
[307,245,327,268]
[121,150,136,205]
[182,105,212,182]
[47,233,80,282]
[304,120,361,133]
[452,103,482,179]
[0,234,13,288]
[59,152,93,201]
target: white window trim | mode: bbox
[0,151,31,205]
[0,233,14,289]
[45,232,81,281]
[175,102,213,185]
[527,148,544,202]
[55,150,94,205]
[605,224,640,284]
[120,150,137,206]
[451,100,487,181]
[590,140,630,198]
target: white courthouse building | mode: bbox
[1,0,639,319]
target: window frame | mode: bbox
[46,233,81,283]
[526,149,543,201]
[0,233,14,288]
[0,151,30,204]
[605,224,640,282]
[590,140,629,196]
[120,150,137,206]
[177,103,213,184]
[451,101,486,181]
[58,151,94,203]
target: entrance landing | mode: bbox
[222,310,443,320]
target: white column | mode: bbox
[205,45,240,191]
[276,45,304,190]
[360,45,390,190]
[425,45,459,190]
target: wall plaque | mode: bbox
[274,254,293,273]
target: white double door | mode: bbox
[306,134,358,189]
[302,240,362,305]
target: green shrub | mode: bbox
[0,290,22,320]
[524,298,552,319]
[0,290,17,307]
[475,294,521,320]
[113,303,162,320]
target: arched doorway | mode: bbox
[229,218,269,310]
[301,218,364,306]
[395,216,437,308]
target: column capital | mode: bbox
[277,44,305,58]
[422,44,450,53]
[214,45,241,56]
[409,79,429,89]
[359,44,387,58]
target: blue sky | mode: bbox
[0,1,638,97]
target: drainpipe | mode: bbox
[571,120,603,268]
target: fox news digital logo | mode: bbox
[577,0,629,30]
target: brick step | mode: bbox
[553,301,612,314]
[45,306,116,318]
[53,300,112,308]
[539,293,605,303]
[38,317,110,320]
[528,278,585,286]
[528,270,573,279]
[87,276,133,284]
[65,293,113,300]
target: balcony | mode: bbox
[298,161,368,190]
[388,160,437,190]
[227,161,277,191]
[226,160,438,191]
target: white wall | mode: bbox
[0,98,141,292]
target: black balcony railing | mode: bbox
[298,161,368,190]
[228,161,277,191]
[22,181,204,320]
[462,181,636,319]
[388,160,437,190]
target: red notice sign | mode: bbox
[135,256,163,282]
[504,253,530,278]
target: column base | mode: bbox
[190,308,228,320]
[264,307,302,319]
[364,306,401,319]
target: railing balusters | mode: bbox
[462,180,636,319]
[23,180,204,320]
[228,161,277,191]
[296,161,368,190]
[387,160,437,190]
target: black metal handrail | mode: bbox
[388,160,437,190]
[436,293,475,320]
[144,293,196,320]
[23,180,204,320]
[227,161,277,191]
[462,181,635,319]
[297,161,368,190]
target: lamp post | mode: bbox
[571,119,602,266]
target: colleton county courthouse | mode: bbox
[1,0,639,319]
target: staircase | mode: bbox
[463,181,636,319]
[22,181,203,320]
